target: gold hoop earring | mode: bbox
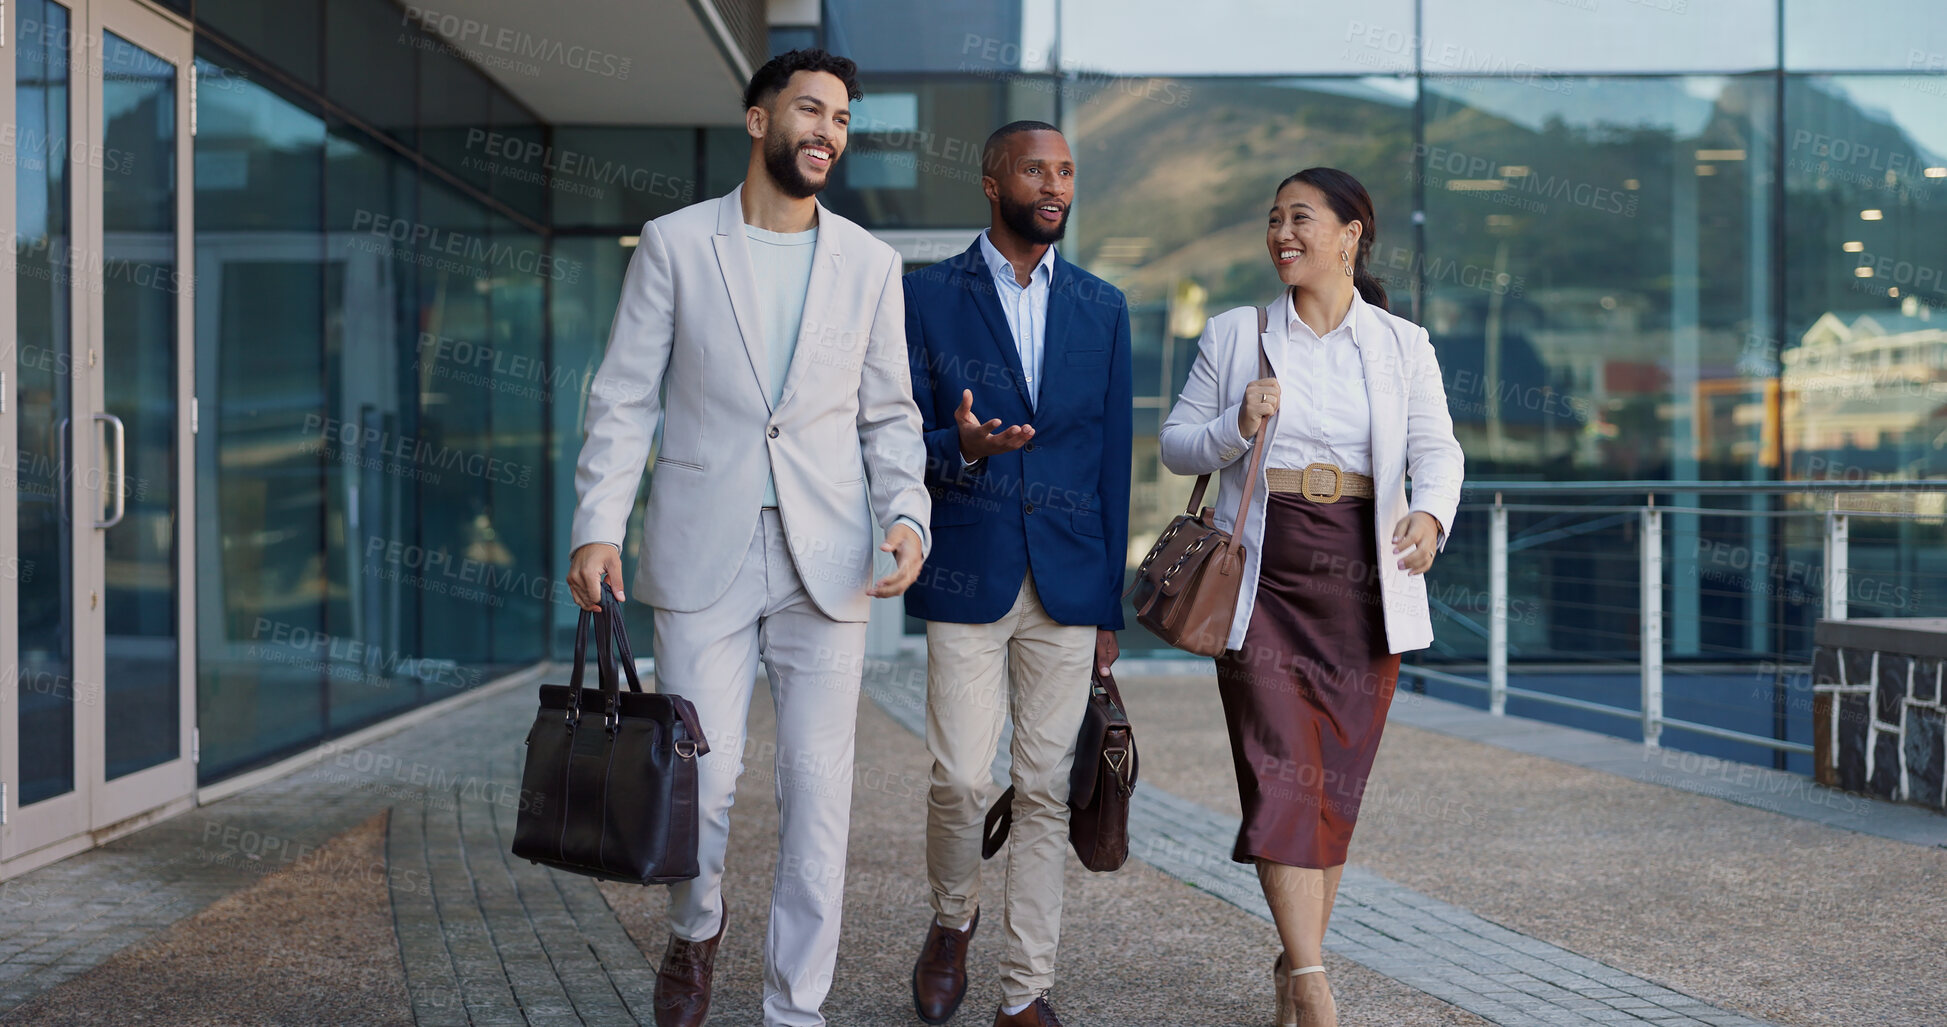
[1340,250,1353,277]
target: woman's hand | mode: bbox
[1237,377,1281,438]
[1391,512,1443,575]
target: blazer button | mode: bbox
[1025,441,1036,452]
[1025,502,1036,514]
[767,426,780,439]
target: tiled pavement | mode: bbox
[864,660,1776,1027]
[8,653,1921,1023]
[385,755,660,1026]
[0,668,535,1015]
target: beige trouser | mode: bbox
[924,573,1095,1008]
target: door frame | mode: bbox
[81,0,196,833]
[0,0,195,874]
[1,0,93,868]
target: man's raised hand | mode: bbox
[955,389,1034,462]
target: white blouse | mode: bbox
[1158,298,1466,652]
[1231,288,1372,475]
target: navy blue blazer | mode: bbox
[901,239,1133,629]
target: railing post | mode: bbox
[1640,502,1663,749]
[1489,494,1507,716]
[1823,510,1849,621]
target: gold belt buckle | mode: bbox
[1301,462,1343,503]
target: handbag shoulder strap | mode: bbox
[1184,304,1274,515]
[1227,306,1274,538]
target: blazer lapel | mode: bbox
[776,202,843,411]
[961,243,1035,414]
[1039,254,1077,412]
[710,184,772,411]
[1356,301,1406,483]
[1258,294,1292,385]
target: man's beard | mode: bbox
[764,133,830,199]
[998,194,1068,245]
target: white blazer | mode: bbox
[1158,294,1464,653]
[570,185,932,622]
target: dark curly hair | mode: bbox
[742,48,863,111]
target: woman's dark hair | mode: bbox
[743,49,863,111]
[1277,167,1389,312]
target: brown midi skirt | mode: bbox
[1214,490,1401,869]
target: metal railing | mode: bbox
[1400,480,1947,759]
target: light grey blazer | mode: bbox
[569,184,932,623]
[1158,296,1464,654]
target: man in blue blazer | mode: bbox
[902,121,1132,1027]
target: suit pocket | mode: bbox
[1066,348,1108,366]
[655,455,704,472]
[829,423,866,485]
[1072,509,1104,538]
[931,496,982,526]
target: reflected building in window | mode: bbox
[1783,303,1947,484]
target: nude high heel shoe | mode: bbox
[1274,953,1328,1027]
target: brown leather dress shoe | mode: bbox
[654,906,727,1027]
[912,908,979,1024]
[993,996,1063,1026]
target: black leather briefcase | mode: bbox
[512,582,709,884]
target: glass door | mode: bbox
[3,0,89,864]
[84,0,194,831]
[1,0,193,870]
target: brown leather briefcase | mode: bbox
[981,669,1138,873]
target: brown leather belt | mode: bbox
[1266,462,1374,503]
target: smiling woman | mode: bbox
[1159,164,1464,1027]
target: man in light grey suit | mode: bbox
[565,48,931,1027]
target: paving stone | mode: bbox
[0,658,1800,1026]
[869,660,1785,1027]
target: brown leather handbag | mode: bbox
[1128,305,1273,657]
[980,668,1138,872]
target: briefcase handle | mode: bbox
[568,580,645,695]
[1092,667,1127,717]
[566,580,710,753]
[598,581,647,695]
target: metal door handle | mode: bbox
[94,411,125,529]
[55,416,70,523]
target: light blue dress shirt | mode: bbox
[977,229,1057,410]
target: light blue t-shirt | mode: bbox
[745,223,819,507]
[740,221,925,552]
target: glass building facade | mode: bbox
[793,0,1947,773]
[188,7,555,781]
[4,0,1944,874]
